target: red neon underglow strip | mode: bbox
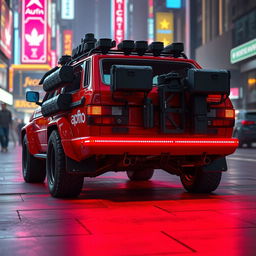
[80,138,238,145]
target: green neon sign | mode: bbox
[230,38,256,64]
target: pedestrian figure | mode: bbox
[0,103,12,152]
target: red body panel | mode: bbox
[23,54,238,163]
[62,136,238,161]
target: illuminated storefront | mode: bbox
[0,0,13,105]
[9,65,50,114]
[21,0,48,64]
[230,37,256,109]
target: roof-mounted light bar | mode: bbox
[148,42,164,56]
[118,40,135,55]
[70,32,188,61]
[163,42,187,58]
[95,38,116,54]
[72,33,97,59]
[134,41,148,56]
[58,55,72,65]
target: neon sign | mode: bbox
[0,0,12,59]
[112,0,126,45]
[63,30,73,56]
[21,0,47,63]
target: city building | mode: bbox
[0,0,13,106]
[10,0,75,121]
[189,0,256,110]
[231,0,256,109]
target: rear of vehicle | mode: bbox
[68,54,237,194]
[22,38,238,198]
[234,111,256,147]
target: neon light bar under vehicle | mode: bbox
[81,137,238,145]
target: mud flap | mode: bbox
[203,157,227,172]
[66,156,96,174]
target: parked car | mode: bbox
[233,110,256,147]
[22,34,238,197]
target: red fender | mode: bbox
[47,117,80,161]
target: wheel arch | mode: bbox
[22,124,41,155]
[47,118,78,161]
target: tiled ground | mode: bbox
[0,145,256,256]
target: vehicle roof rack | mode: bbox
[162,42,187,59]
[69,33,187,65]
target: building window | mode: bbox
[233,9,256,47]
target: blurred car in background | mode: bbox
[233,110,256,147]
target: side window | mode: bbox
[64,64,83,93]
[84,60,91,87]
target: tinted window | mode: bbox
[101,59,195,85]
[84,60,91,87]
[245,112,256,120]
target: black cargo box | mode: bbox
[110,65,153,92]
[187,69,230,95]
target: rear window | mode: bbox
[245,112,256,120]
[101,58,195,85]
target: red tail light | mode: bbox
[241,120,255,125]
[87,105,124,125]
[207,94,222,103]
[216,109,235,119]
[87,106,103,115]
[209,108,235,128]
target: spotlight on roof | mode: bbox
[118,40,135,55]
[58,55,72,65]
[163,42,184,58]
[81,33,97,54]
[148,42,164,56]
[95,38,116,54]
[83,33,97,43]
[134,41,148,56]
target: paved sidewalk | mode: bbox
[0,145,256,256]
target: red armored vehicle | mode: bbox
[22,34,238,197]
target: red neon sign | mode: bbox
[113,0,126,45]
[0,0,12,59]
[21,0,47,63]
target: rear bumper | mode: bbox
[62,136,239,161]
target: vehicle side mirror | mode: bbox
[26,91,41,106]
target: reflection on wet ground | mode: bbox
[0,145,256,256]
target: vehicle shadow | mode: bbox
[78,179,221,202]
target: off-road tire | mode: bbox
[22,134,46,183]
[180,167,222,193]
[46,130,84,198]
[127,168,154,181]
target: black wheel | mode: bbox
[180,167,222,193]
[127,168,154,181]
[46,130,84,198]
[22,134,46,183]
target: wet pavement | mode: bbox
[0,144,256,256]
